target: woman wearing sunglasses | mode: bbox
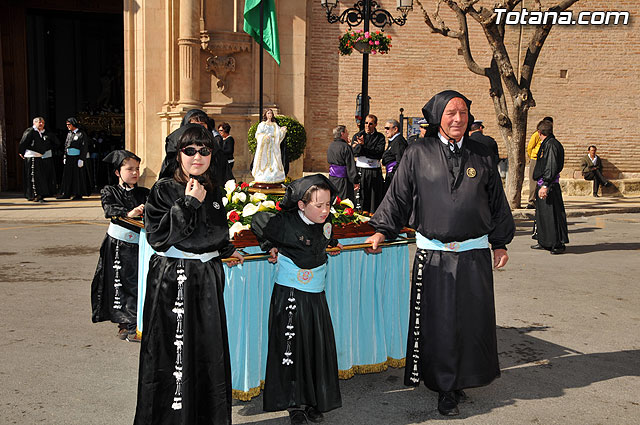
[134,124,243,425]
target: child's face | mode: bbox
[180,143,211,176]
[298,189,331,224]
[117,158,140,186]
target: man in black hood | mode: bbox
[365,90,515,417]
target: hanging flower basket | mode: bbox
[339,29,392,56]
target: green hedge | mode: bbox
[247,115,306,162]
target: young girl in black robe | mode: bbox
[91,150,149,341]
[251,174,343,425]
[134,125,243,425]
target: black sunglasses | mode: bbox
[181,147,212,157]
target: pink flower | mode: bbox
[356,29,362,33]
[375,40,380,45]
[372,50,377,54]
[364,31,370,38]
[369,40,374,45]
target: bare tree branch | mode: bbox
[415,0,458,37]
[442,0,485,75]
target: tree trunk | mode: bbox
[505,110,527,210]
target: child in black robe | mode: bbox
[251,174,343,425]
[134,125,243,425]
[91,150,149,341]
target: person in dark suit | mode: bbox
[468,120,499,163]
[580,145,611,197]
[381,119,407,191]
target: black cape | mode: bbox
[251,210,341,413]
[91,185,149,326]
[134,177,234,425]
[326,138,359,202]
[370,124,514,392]
[533,135,569,248]
[351,129,385,212]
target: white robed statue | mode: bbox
[252,109,287,184]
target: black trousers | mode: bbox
[583,170,609,195]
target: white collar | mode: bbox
[389,133,400,141]
[298,209,314,225]
[438,132,463,149]
[33,125,44,135]
[72,128,78,134]
[120,183,134,191]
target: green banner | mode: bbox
[243,0,281,65]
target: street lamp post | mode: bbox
[321,0,413,130]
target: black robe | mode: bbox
[351,129,385,213]
[134,178,235,425]
[251,211,342,413]
[381,134,407,191]
[91,185,149,329]
[59,129,91,197]
[18,127,57,199]
[370,135,514,393]
[533,136,569,248]
[326,138,359,201]
[221,135,235,181]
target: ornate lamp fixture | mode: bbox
[320,0,413,29]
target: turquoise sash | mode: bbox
[276,254,326,293]
[156,246,219,263]
[107,222,140,244]
[66,148,81,156]
[416,232,489,252]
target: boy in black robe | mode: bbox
[365,90,515,417]
[252,174,343,425]
[18,117,57,201]
[531,119,569,254]
[91,150,149,341]
[327,125,359,201]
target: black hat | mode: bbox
[279,174,338,211]
[103,150,141,169]
[421,90,475,137]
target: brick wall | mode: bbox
[303,0,640,178]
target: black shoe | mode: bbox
[72,195,83,200]
[593,193,599,197]
[56,195,70,199]
[438,392,459,416]
[455,389,469,403]
[604,181,612,188]
[304,406,324,423]
[530,243,546,250]
[550,245,566,255]
[289,410,308,425]
[526,204,535,209]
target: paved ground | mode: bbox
[0,192,639,424]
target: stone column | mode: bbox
[178,0,201,109]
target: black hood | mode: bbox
[280,174,338,211]
[421,90,475,138]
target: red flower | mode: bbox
[229,211,240,223]
[335,196,342,205]
[375,30,380,35]
[240,182,249,189]
[344,207,354,216]
[275,201,282,211]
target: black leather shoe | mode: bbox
[56,195,70,199]
[530,243,546,250]
[72,195,83,200]
[526,204,536,209]
[455,389,469,403]
[289,410,308,425]
[438,392,459,416]
[550,245,566,255]
[593,193,599,197]
[304,406,324,423]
